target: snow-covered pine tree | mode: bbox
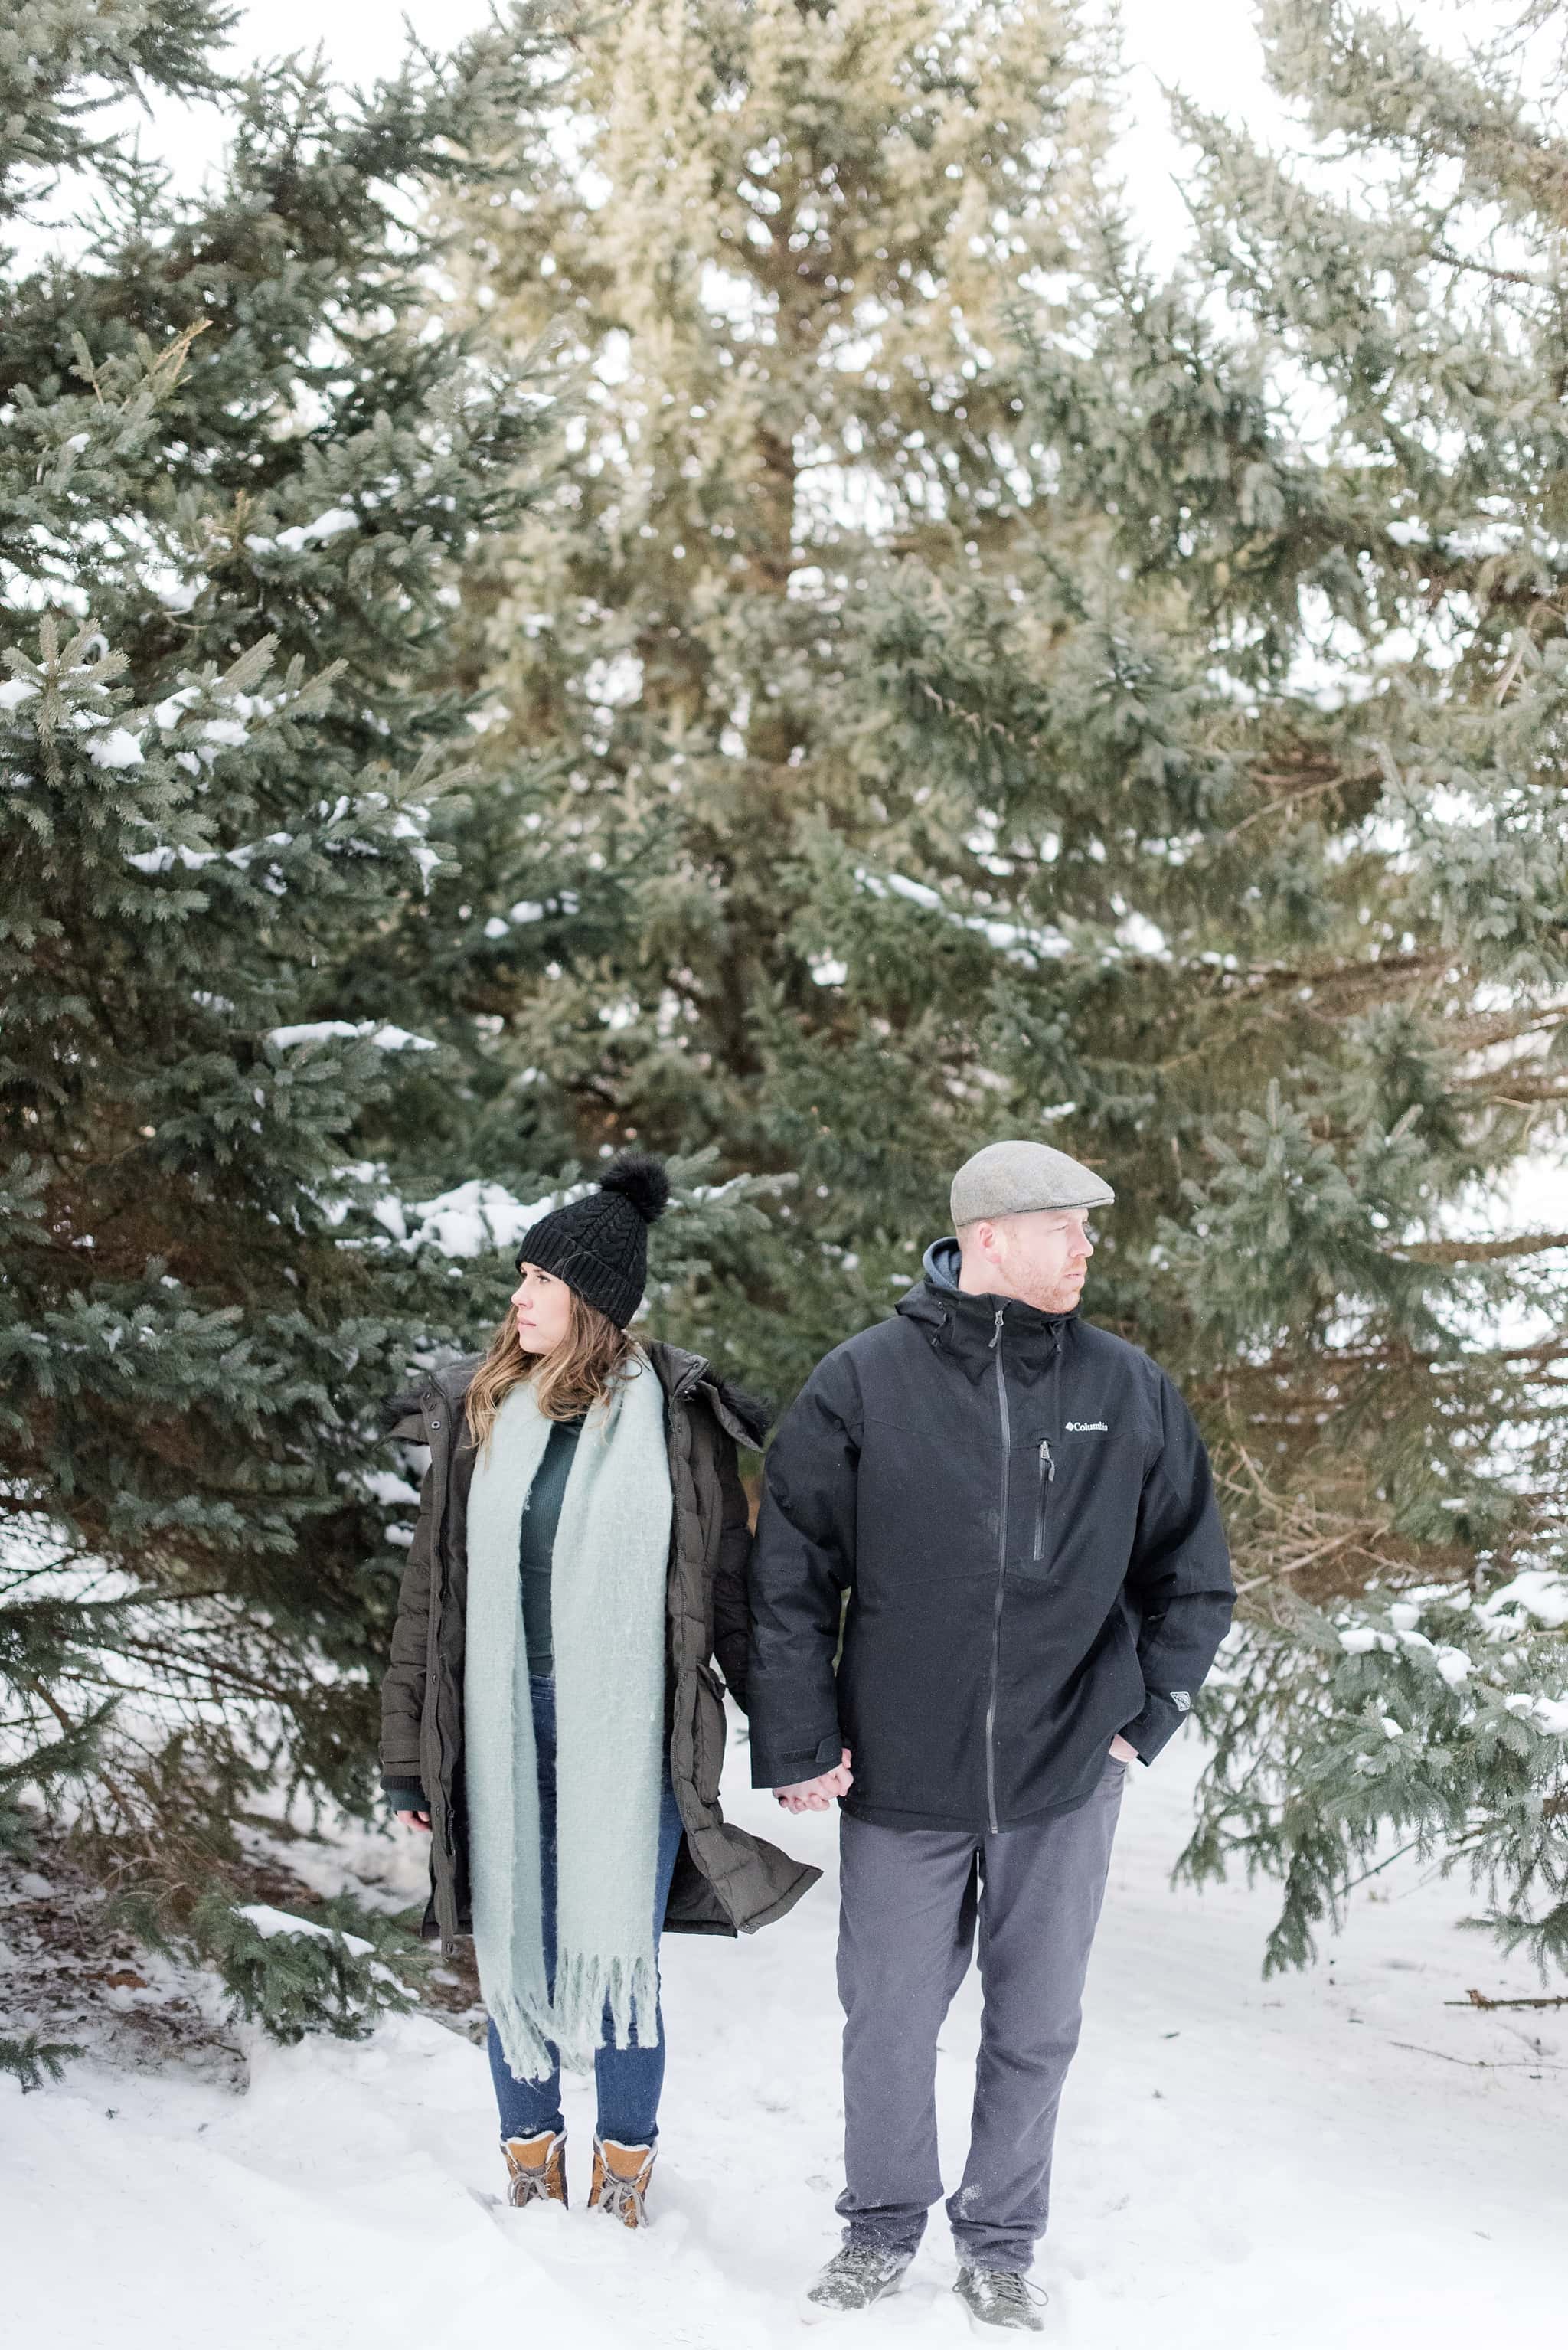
[443,0,1566,1971]
[0,1,567,2040]
[428,0,1124,1393]
[994,0,1568,1973]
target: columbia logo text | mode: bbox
[1065,1420,1109,1433]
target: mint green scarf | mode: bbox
[463,1352,672,2079]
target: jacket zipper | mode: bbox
[1032,1340,1064,1562]
[984,1305,1009,1836]
[1032,1439,1055,1561]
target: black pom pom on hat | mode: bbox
[596,1148,671,1226]
[513,1148,671,1329]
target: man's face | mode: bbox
[959,1209,1095,1313]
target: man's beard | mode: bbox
[1021,1270,1086,1315]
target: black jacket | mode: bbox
[746,1243,1234,1832]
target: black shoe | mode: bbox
[954,2266,1047,2332]
[803,2243,913,2319]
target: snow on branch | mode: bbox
[266,1021,437,1054]
[854,864,1075,967]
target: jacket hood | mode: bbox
[380,1351,482,1441]
[897,1237,1076,1383]
[923,1234,963,1293]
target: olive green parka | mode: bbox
[377,1342,818,1950]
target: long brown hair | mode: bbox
[464,1288,637,1452]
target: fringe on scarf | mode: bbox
[489,1950,662,2080]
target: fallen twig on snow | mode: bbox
[1390,2041,1566,2070]
[1445,1987,1568,2012]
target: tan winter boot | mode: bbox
[588,2134,655,2227]
[502,2129,567,2210]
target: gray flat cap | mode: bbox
[951,1139,1114,1227]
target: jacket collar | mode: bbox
[897,1236,1076,1384]
[644,1339,771,1446]
[382,1343,770,1450]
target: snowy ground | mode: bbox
[7,1727,1563,2350]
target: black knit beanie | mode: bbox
[512,1150,670,1329]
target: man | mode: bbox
[746,1141,1233,2332]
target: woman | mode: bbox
[379,1151,816,2225]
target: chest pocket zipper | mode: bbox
[1032,1440,1055,1562]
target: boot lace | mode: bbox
[506,2159,558,2209]
[594,2156,651,2225]
[503,2136,562,2208]
[808,2243,911,2306]
[965,2268,1049,2317]
[835,2247,904,2283]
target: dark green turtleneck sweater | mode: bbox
[518,1414,584,1674]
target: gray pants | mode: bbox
[835,1754,1125,2273]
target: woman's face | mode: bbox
[511,1263,576,1356]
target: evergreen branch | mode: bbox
[0,2032,84,2092]
[1425,243,1547,292]
[1341,1837,1423,1892]
[1221,766,1379,841]
[1393,1234,1568,1267]
[0,2,240,222]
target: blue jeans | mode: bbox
[486,1674,685,2147]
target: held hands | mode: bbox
[396,1809,432,1833]
[772,1738,1131,1813]
[773,1748,854,1813]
